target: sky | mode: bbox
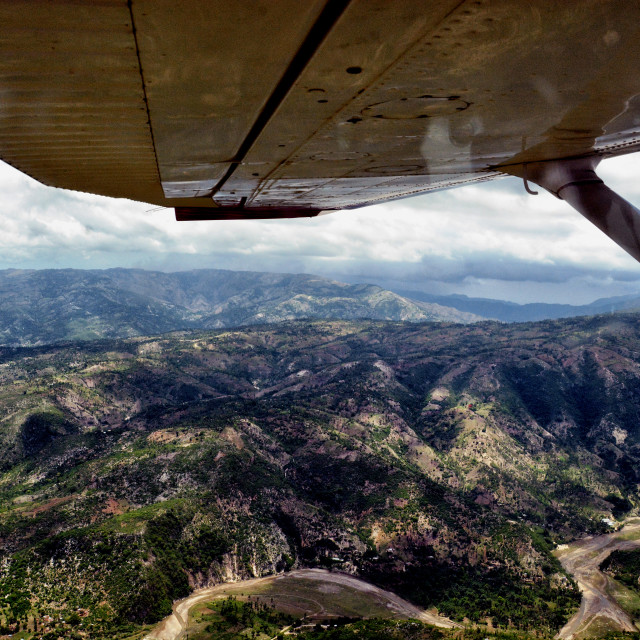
[1,154,640,305]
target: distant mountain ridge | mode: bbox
[391,288,640,322]
[0,268,482,346]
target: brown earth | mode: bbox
[555,519,640,639]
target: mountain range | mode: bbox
[1,268,639,349]
[391,288,640,323]
[0,268,481,346]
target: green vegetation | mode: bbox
[194,596,296,639]
[295,619,540,640]
[188,609,555,640]
[601,549,640,591]
[0,314,638,638]
[295,619,444,640]
[365,561,578,631]
[20,409,78,457]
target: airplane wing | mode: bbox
[2,1,640,259]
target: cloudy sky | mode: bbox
[1,154,640,305]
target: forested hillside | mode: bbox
[0,268,480,346]
[0,313,639,637]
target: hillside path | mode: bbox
[555,519,640,639]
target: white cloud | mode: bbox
[0,152,639,304]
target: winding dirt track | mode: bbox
[142,575,275,640]
[555,519,640,640]
[143,568,458,640]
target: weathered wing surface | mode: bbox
[1,1,640,232]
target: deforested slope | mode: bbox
[0,313,639,637]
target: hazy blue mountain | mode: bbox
[0,268,482,346]
[393,288,640,322]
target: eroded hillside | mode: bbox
[0,315,639,637]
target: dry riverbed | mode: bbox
[555,518,640,639]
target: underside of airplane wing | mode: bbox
[1,1,640,259]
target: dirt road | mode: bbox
[143,568,458,640]
[143,574,276,640]
[555,519,640,639]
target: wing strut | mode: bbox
[522,157,640,264]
